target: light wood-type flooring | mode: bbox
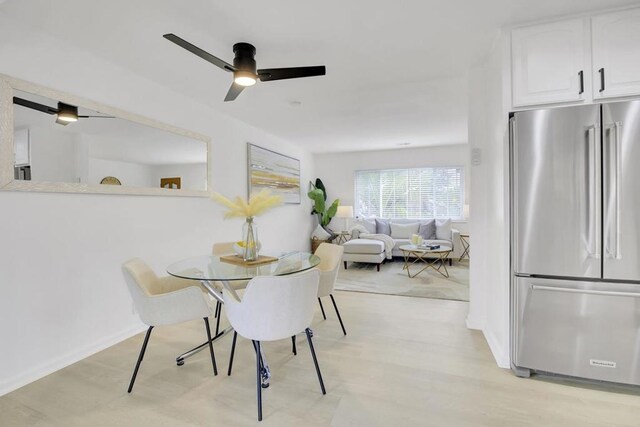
[2,291,640,426]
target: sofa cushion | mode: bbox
[357,218,377,234]
[343,239,385,254]
[393,239,411,251]
[390,222,420,238]
[375,218,391,235]
[418,219,436,240]
[435,218,452,240]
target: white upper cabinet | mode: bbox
[592,8,640,99]
[512,19,586,107]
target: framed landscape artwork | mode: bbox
[247,143,301,204]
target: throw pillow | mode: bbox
[390,222,420,239]
[435,218,452,240]
[375,218,391,235]
[418,219,436,240]
[355,218,376,234]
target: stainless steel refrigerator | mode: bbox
[510,100,640,386]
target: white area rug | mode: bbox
[335,259,469,301]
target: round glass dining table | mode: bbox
[167,251,320,283]
[166,251,320,385]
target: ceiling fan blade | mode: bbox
[224,82,245,102]
[163,33,235,72]
[257,65,325,82]
[78,115,116,119]
[13,97,58,115]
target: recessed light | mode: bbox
[397,142,411,146]
[289,100,303,107]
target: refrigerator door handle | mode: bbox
[614,122,622,260]
[605,122,623,260]
[530,284,640,298]
[587,125,600,258]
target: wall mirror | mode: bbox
[0,75,210,196]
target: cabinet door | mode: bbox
[592,8,640,99]
[512,19,586,107]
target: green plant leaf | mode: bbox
[321,199,340,226]
[315,178,327,201]
[307,188,326,215]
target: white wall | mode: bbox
[0,17,315,395]
[88,157,154,188]
[466,33,511,368]
[314,144,470,233]
[151,163,207,191]
[28,126,78,183]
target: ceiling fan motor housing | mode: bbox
[233,42,257,74]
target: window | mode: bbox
[354,167,464,219]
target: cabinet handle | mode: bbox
[578,70,584,94]
[599,68,605,93]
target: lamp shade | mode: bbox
[336,205,354,218]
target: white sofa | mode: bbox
[351,218,463,262]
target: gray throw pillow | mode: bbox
[356,218,376,234]
[375,218,391,235]
[418,219,436,240]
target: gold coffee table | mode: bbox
[399,244,452,278]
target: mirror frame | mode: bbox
[0,74,211,197]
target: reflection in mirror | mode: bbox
[12,90,208,191]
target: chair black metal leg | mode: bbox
[291,335,297,355]
[215,304,222,336]
[228,331,238,376]
[253,340,263,422]
[203,318,218,376]
[329,294,347,336]
[128,326,153,393]
[305,328,326,395]
[214,300,220,318]
[318,298,327,320]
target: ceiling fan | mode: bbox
[13,97,114,126]
[163,33,326,102]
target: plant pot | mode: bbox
[311,237,329,253]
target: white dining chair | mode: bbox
[314,243,347,335]
[122,258,218,393]
[211,242,250,332]
[224,269,325,421]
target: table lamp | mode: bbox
[335,205,354,232]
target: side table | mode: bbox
[334,231,350,245]
[459,233,470,260]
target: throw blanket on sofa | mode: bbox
[349,225,395,259]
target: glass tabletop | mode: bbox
[398,244,452,253]
[167,251,321,282]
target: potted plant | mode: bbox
[308,178,340,251]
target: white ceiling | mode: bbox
[2,0,639,153]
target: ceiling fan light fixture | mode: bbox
[56,102,78,123]
[234,70,257,87]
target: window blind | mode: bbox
[355,167,464,219]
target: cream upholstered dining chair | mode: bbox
[210,242,250,332]
[122,258,218,393]
[224,269,325,421]
[314,243,347,335]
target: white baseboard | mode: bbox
[0,323,146,397]
[483,328,510,369]
[465,314,484,330]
